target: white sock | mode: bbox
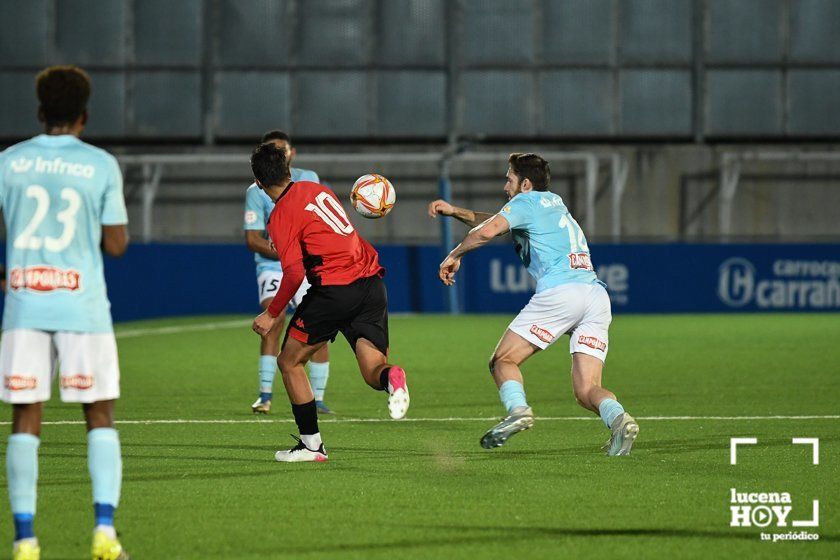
[94,525,117,539]
[300,433,322,450]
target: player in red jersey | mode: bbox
[251,143,410,462]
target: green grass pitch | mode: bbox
[0,313,837,559]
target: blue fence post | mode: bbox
[438,164,459,314]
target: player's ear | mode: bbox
[37,106,45,123]
[521,178,533,193]
[290,147,297,159]
[79,110,88,127]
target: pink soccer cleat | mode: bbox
[386,367,410,419]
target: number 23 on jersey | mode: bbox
[14,184,82,252]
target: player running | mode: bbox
[250,143,409,462]
[0,66,130,559]
[244,130,333,415]
[430,153,638,456]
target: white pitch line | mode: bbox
[114,315,419,339]
[634,415,840,420]
[2,415,837,427]
[115,319,250,339]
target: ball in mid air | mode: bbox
[350,174,396,219]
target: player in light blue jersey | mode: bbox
[0,67,129,560]
[431,153,638,456]
[244,130,332,415]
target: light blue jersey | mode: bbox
[0,134,128,332]
[243,167,319,275]
[499,190,601,293]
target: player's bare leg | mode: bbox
[11,403,43,437]
[274,337,327,462]
[252,298,285,414]
[488,329,540,388]
[354,338,409,419]
[83,399,115,430]
[254,300,333,415]
[481,330,540,449]
[277,337,319,404]
[571,353,638,456]
[570,353,614,414]
[82,400,128,559]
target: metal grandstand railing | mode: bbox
[118,148,628,313]
[117,149,628,244]
[719,151,840,238]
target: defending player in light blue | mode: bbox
[500,189,602,292]
[243,131,332,415]
[432,153,638,456]
[0,66,130,560]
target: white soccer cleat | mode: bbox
[251,397,271,414]
[604,412,639,456]
[274,436,328,463]
[386,367,410,419]
[480,406,535,449]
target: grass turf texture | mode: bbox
[1,313,838,559]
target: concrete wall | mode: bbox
[116,144,840,243]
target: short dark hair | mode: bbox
[36,65,91,126]
[261,129,291,144]
[508,153,550,191]
[251,142,291,187]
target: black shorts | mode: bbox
[284,275,389,355]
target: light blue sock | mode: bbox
[498,380,529,413]
[259,355,276,393]
[308,361,330,401]
[7,434,40,528]
[598,398,626,429]
[88,428,122,516]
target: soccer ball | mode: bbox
[350,174,396,219]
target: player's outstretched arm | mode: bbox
[102,225,128,257]
[439,215,510,285]
[428,199,494,228]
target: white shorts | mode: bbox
[0,329,121,404]
[257,269,310,310]
[508,283,612,361]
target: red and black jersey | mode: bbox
[265,181,383,317]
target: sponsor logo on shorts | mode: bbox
[295,318,305,329]
[4,375,37,391]
[529,325,554,343]
[244,210,258,225]
[577,335,607,352]
[9,266,81,293]
[60,374,94,390]
[568,252,594,271]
